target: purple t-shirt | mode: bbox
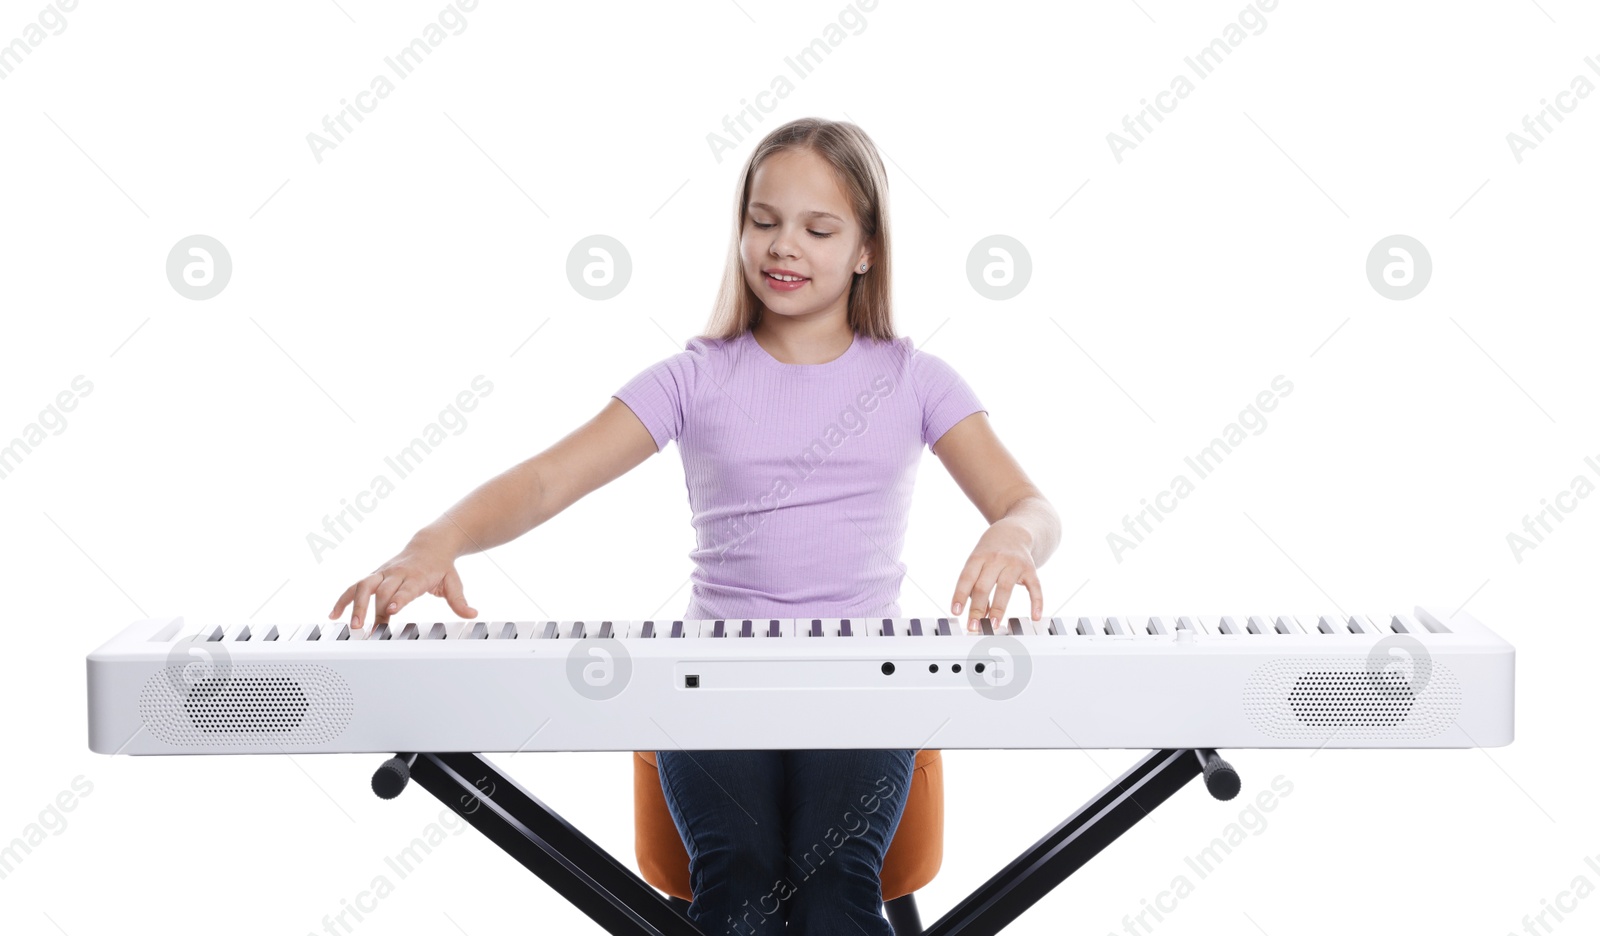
[613,329,986,621]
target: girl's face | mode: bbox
[740,147,870,325]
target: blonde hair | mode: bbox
[701,118,896,343]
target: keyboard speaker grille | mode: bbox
[1243,656,1462,741]
[139,663,354,746]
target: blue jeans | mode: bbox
[656,748,916,935]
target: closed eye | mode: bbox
[752,221,832,238]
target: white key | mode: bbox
[1274,615,1307,635]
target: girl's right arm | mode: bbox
[328,397,658,628]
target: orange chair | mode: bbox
[633,749,944,934]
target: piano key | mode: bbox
[398,623,420,640]
[638,621,656,639]
[1316,615,1340,635]
[1347,614,1378,635]
[1075,617,1096,636]
[880,618,895,637]
[194,624,224,642]
[597,621,614,639]
[808,619,823,637]
[839,619,853,637]
[566,621,585,639]
[1105,617,1130,636]
[766,619,781,638]
[937,618,953,637]
[738,620,752,638]
[257,624,279,641]
[292,623,321,641]
[167,620,205,643]
[1146,616,1171,636]
[1245,616,1271,635]
[1414,608,1452,633]
[1175,616,1206,634]
[1390,613,1423,634]
[489,621,514,639]
[536,621,558,640]
[1048,617,1068,636]
[1275,615,1306,635]
[713,620,726,638]
[220,623,250,642]
[423,622,446,639]
[1217,617,1242,635]
[670,621,685,639]
[978,618,993,636]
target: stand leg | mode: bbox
[886,893,924,935]
[922,748,1236,936]
[399,752,704,936]
[377,748,1234,936]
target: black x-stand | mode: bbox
[372,748,1240,936]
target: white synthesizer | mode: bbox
[86,606,1514,755]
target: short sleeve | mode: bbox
[612,340,709,452]
[911,349,987,451]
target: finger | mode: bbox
[1022,571,1043,620]
[950,557,984,616]
[329,583,356,620]
[373,572,410,625]
[348,573,382,629]
[382,574,435,626]
[967,566,1002,628]
[441,567,477,619]
[989,569,1020,626]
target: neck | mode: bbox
[751,313,854,365]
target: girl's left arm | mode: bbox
[931,412,1062,630]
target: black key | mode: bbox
[641,621,655,639]
[568,621,585,639]
[910,618,923,636]
[937,618,951,636]
[740,620,753,638]
[713,620,725,638]
[671,620,684,639]
[979,618,993,636]
[882,618,894,636]
[539,621,557,640]
[493,622,515,639]
[810,619,822,637]
[1008,617,1022,635]
[372,623,391,640]
[399,623,419,640]
[767,619,781,637]
[598,621,613,639]
[840,619,852,637]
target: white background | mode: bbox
[2,1,1595,934]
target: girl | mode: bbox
[330,117,1060,934]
